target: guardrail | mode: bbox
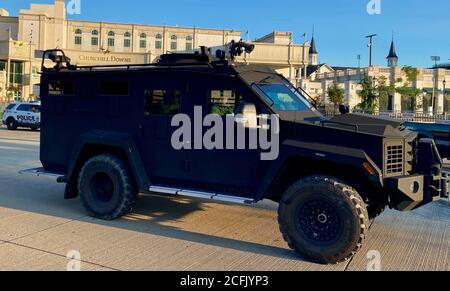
[323,110,450,123]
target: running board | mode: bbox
[148,186,256,204]
[19,167,66,180]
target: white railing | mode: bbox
[325,110,450,122]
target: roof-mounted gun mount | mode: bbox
[41,49,77,72]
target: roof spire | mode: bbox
[387,32,398,59]
[309,26,318,55]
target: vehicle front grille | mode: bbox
[385,142,404,176]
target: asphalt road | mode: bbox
[0,127,448,271]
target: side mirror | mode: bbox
[235,102,258,129]
[339,105,350,115]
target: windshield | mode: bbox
[254,82,315,112]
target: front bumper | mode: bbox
[386,173,449,211]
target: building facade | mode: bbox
[301,37,450,113]
[0,0,309,102]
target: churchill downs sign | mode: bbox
[78,55,133,63]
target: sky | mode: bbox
[2,0,450,68]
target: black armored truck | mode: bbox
[24,43,449,264]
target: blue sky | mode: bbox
[3,0,450,68]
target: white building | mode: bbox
[0,0,310,102]
[300,37,450,113]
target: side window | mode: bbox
[100,80,129,96]
[30,105,41,113]
[48,80,74,96]
[209,90,242,115]
[16,104,31,112]
[144,89,181,115]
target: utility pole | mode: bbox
[366,34,377,67]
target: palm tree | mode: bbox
[327,81,345,113]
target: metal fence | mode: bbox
[323,110,450,123]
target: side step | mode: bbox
[149,186,256,205]
[19,167,66,181]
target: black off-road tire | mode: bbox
[6,118,18,130]
[78,154,138,220]
[278,176,369,264]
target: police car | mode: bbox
[2,102,41,131]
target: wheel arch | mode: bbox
[64,130,150,199]
[261,154,385,207]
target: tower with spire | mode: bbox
[309,30,318,66]
[387,37,398,67]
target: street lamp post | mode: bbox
[366,34,377,67]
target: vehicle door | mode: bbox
[15,104,37,126]
[137,71,192,186]
[187,73,267,197]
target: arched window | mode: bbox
[155,34,162,49]
[91,30,99,46]
[170,35,177,50]
[107,31,115,47]
[74,29,82,45]
[185,35,193,51]
[124,32,131,48]
[140,33,147,49]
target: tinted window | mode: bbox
[6,104,16,110]
[16,104,31,112]
[144,89,181,115]
[100,80,129,96]
[209,90,241,115]
[48,80,74,96]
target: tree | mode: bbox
[377,75,395,111]
[357,74,378,113]
[327,81,344,113]
[6,85,20,102]
[396,66,422,112]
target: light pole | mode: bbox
[431,56,440,68]
[366,34,377,67]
